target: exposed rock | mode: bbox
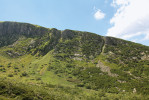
[133,88,137,93]
[73,57,82,61]
[96,60,118,77]
[117,80,126,83]
[0,21,49,47]
[61,29,78,40]
[141,55,149,60]
[6,50,23,57]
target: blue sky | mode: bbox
[0,0,149,46]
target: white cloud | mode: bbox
[94,9,105,20]
[107,0,149,44]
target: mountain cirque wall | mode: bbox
[0,22,105,58]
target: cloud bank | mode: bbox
[107,0,149,44]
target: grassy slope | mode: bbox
[0,47,149,100]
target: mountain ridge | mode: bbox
[0,21,148,48]
[0,21,148,58]
[0,21,149,100]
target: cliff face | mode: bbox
[0,21,49,36]
[0,22,49,47]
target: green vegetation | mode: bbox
[0,22,149,99]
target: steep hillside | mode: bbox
[0,21,149,100]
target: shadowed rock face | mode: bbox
[104,36,127,46]
[61,29,78,40]
[0,22,49,36]
[0,22,49,47]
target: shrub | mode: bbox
[21,72,28,76]
[36,77,41,81]
[7,63,11,68]
[14,66,19,69]
[0,68,6,72]
[8,74,13,77]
